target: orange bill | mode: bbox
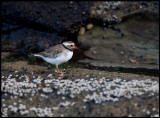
[74,46,78,49]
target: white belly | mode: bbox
[42,51,73,66]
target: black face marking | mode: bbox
[62,43,74,51]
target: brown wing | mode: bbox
[37,44,64,58]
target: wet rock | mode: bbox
[77,10,159,70]
[86,23,93,30]
[79,27,85,35]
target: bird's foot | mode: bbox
[57,71,66,74]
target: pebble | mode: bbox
[134,103,137,106]
[153,114,159,117]
[152,107,156,111]
[79,27,85,35]
[15,71,18,73]
[47,74,53,78]
[13,102,17,106]
[30,98,33,101]
[2,104,6,107]
[62,96,65,100]
[128,114,132,117]
[142,109,146,112]
[86,23,93,30]
[146,110,150,115]
[20,110,29,115]
[59,101,73,107]
[83,106,86,109]
[40,94,48,98]
[70,1,73,4]
[19,104,26,110]
[52,107,59,110]
[82,11,86,15]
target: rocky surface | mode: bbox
[91,1,159,20]
[76,2,159,70]
[1,1,159,59]
[2,1,93,32]
[77,21,159,69]
[1,61,159,117]
[1,1,93,57]
[1,2,159,117]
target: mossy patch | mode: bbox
[48,62,86,69]
[1,58,18,63]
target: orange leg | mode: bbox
[56,65,66,74]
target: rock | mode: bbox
[86,23,93,30]
[1,61,159,117]
[79,27,85,35]
[1,1,93,33]
[77,11,159,70]
[1,1,159,68]
[91,1,159,22]
[1,1,94,59]
[1,52,10,60]
[1,28,62,58]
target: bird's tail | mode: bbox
[33,54,43,58]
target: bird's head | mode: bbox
[62,41,78,51]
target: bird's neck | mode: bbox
[62,44,73,51]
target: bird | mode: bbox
[33,41,78,74]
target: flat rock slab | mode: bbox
[77,11,159,70]
[1,61,159,117]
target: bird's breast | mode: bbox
[63,50,73,61]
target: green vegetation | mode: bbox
[1,58,18,63]
[48,62,86,69]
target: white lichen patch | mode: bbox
[30,107,53,117]
[50,78,159,103]
[1,70,159,117]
